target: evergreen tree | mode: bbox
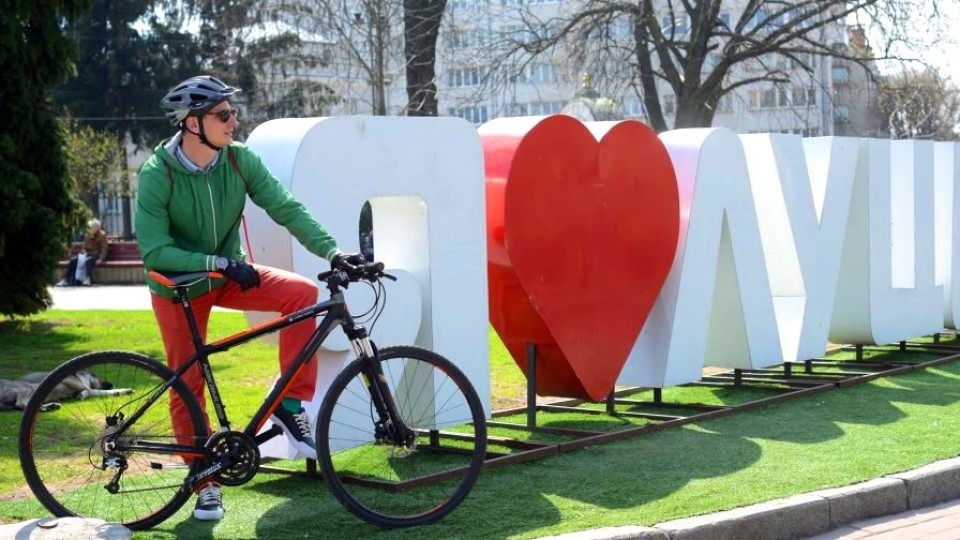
[0,0,92,316]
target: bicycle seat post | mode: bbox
[174,286,207,353]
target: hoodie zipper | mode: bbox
[205,172,218,251]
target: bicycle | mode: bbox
[18,261,487,530]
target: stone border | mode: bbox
[536,456,960,540]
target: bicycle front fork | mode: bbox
[349,332,416,447]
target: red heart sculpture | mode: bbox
[482,115,679,400]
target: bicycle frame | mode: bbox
[111,273,400,473]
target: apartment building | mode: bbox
[262,0,872,136]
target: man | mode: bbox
[58,218,109,286]
[136,75,362,521]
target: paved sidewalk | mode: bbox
[807,498,960,539]
[48,284,235,311]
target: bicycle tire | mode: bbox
[18,351,208,530]
[316,345,487,528]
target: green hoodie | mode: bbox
[136,136,339,298]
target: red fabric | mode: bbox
[151,264,320,451]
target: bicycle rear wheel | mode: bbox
[316,345,487,528]
[18,351,208,530]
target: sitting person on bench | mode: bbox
[58,218,110,286]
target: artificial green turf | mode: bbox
[2,311,960,539]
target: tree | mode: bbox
[878,69,960,140]
[0,0,92,316]
[57,0,205,238]
[489,0,954,132]
[268,0,447,116]
[57,0,191,148]
[404,0,447,115]
[61,116,125,219]
[165,0,340,131]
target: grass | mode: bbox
[2,311,960,539]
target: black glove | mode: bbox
[331,252,366,271]
[216,257,261,291]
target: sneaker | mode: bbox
[193,483,224,521]
[271,407,317,459]
[55,279,68,287]
[82,276,92,286]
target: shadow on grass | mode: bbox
[172,516,216,540]
[217,428,765,540]
[712,360,960,445]
[0,320,86,377]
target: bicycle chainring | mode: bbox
[206,431,260,486]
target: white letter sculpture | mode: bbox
[243,116,489,459]
[739,135,859,363]
[831,140,942,344]
[935,142,960,329]
[620,128,782,388]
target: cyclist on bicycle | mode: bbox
[136,75,363,521]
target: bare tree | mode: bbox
[484,0,954,132]
[878,68,960,140]
[267,0,448,117]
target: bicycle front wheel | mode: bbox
[316,345,487,528]
[18,351,208,530]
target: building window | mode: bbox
[832,66,850,84]
[502,103,529,117]
[501,25,535,44]
[761,88,777,108]
[778,87,789,108]
[527,63,558,83]
[624,98,645,118]
[791,87,808,107]
[663,94,676,114]
[450,28,488,48]
[448,106,489,124]
[718,12,731,29]
[448,68,483,88]
[661,14,689,35]
[527,101,564,115]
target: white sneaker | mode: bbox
[82,276,92,286]
[55,279,68,286]
[193,483,224,521]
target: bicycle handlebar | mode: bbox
[317,261,396,289]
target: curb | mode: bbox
[536,456,960,540]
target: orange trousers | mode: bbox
[151,264,320,450]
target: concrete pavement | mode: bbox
[44,284,960,540]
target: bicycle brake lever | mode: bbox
[382,272,397,281]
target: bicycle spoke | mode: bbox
[318,346,486,528]
[19,352,205,530]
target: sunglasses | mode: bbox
[206,107,239,123]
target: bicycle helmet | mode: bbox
[160,75,240,126]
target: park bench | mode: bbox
[56,240,145,285]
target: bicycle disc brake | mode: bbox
[375,419,418,458]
